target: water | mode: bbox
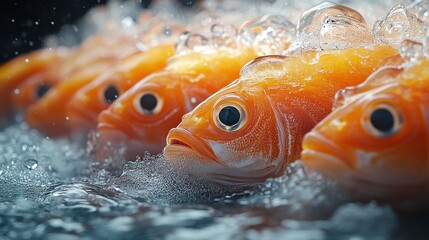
[0,123,428,239]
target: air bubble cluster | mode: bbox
[287,2,373,54]
[373,3,426,48]
[176,14,296,56]
[239,15,295,55]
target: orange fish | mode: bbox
[7,30,134,119]
[301,59,429,202]
[67,44,175,132]
[95,46,260,160]
[11,69,59,114]
[163,45,398,185]
[0,48,68,126]
[25,58,121,138]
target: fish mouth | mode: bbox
[301,131,355,170]
[67,102,98,129]
[166,127,223,165]
[97,111,139,140]
[301,132,400,197]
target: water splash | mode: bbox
[287,2,373,54]
[407,0,429,23]
[176,32,212,54]
[373,3,425,48]
[239,15,294,55]
[134,14,186,51]
[400,39,424,62]
[211,24,237,48]
[112,155,247,204]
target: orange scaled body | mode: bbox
[301,59,429,203]
[164,45,398,185]
[0,48,68,126]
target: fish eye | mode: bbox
[363,103,403,138]
[134,91,163,115]
[36,84,51,99]
[103,85,119,104]
[214,102,247,132]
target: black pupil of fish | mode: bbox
[140,93,157,112]
[36,84,51,99]
[219,106,240,126]
[104,85,119,103]
[370,108,394,132]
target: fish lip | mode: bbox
[301,131,355,169]
[302,133,429,198]
[166,127,223,165]
[97,111,139,140]
[67,101,98,128]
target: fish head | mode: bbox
[301,62,429,198]
[11,70,58,113]
[68,72,126,132]
[25,61,110,137]
[96,71,195,159]
[68,44,176,133]
[164,80,286,185]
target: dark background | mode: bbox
[0,0,198,64]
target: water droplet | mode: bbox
[21,143,28,151]
[163,26,172,36]
[121,17,134,29]
[23,159,38,170]
[288,2,371,53]
[211,24,237,48]
[423,26,429,57]
[373,3,425,48]
[35,21,39,26]
[24,58,29,63]
[11,19,15,23]
[176,32,211,53]
[14,88,20,95]
[407,0,429,22]
[239,15,294,55]
[400,39,423,62]
[51,21,55,25]
[333,87,357,110]
[65,116,70,121]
